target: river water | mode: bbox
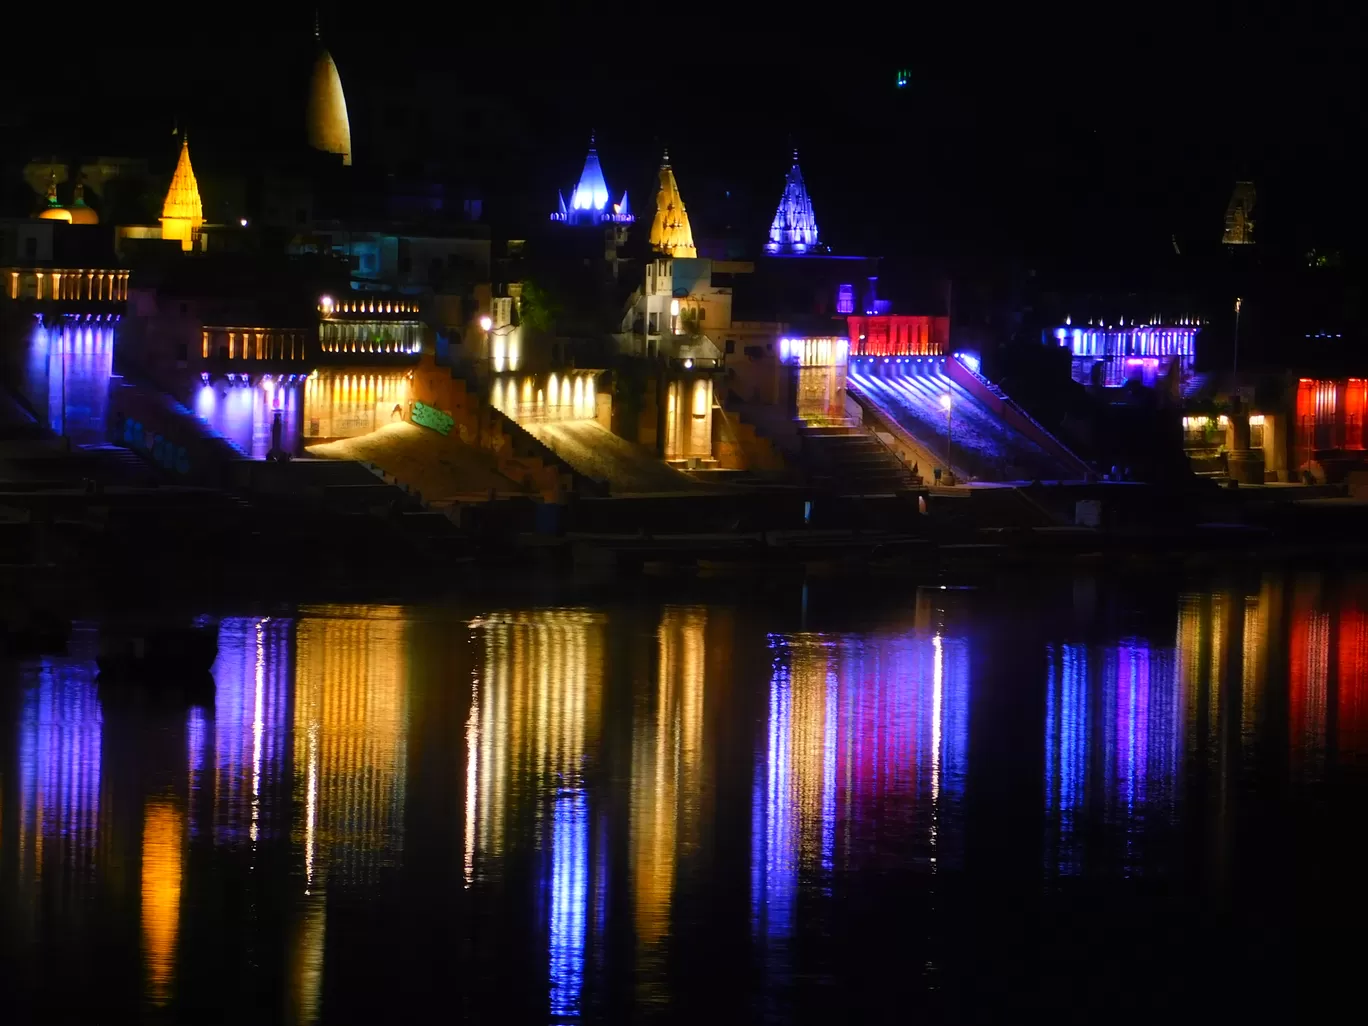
[2,571,1365,1023]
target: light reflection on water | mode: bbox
[4,573,1368,1020]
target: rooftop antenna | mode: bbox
[314,8,320,40]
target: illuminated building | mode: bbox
[160,136,204,252]
[3,266,128,303]
[764,150,822,255]
[776,335,849,422]
[306,20,353,166]
[1222,181,1256,245]
[613,255,722,461]
[1046,317,1199,388]
[488,370,599,425]
[648,151,696,258]
[550,135,633,227]
[20,319,114,443]
[662,373,716,462]
[847,314,949,358]
[303,370,413,443]
[292,605,410,889]
[37,178,72,223]
[317,295,422,355]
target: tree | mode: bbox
[518,280,559,335]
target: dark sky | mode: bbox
[3,2,1358,265]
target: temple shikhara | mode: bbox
[160,136,204,252]
[765,151,822,255]
[649,151,695,259]
[306,19,352,166]
[551,136,633,226]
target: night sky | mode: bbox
[2,3,1357,266]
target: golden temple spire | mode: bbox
[307,15,352,166]
[649,149,696,259]
[161,136,203,251]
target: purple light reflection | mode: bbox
[548,789,589,1021]
[210,617,293,846]
[17,660,102,876]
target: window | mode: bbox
[837,284,855,314]
[174,342,188,362]
[698,307,705,323]
[24,237,38,260]
[648,312,659,335]
[725,339,735,355]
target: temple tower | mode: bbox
[160,136,203,252]
[765,150,821,255]
[1222,181,1256,245]
[649,150,696,258]
[37,177,72,222]
[306,17,352,166]
[551,135,633,227]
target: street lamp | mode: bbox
[1233,296,1242,376]
[940,392,953,478]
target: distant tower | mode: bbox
[306,16,352,166]
[161,136,204,251]
[68,181,99,225]
[649,150,696,258]
[551,134,633,226]
[1222,181,1256,245]
[765,150,821,255]
[37,175,72,223]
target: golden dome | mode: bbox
[161,137,203,251]
[68,183,99,225]
[307,48,352,165]
[38,180,72,222]
[649,151,696,259]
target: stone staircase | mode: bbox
[1181,372,1212,401]
[78,442,165,486]
[798,423,919,495]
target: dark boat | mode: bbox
[96,624,218,686]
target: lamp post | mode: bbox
[940,391,953,480]
[479,314,494,372]
[1233,296,1242,376]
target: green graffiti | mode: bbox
[411,400,453,436]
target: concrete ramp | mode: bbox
[523,420,698,494]
[308,422,526,500]
[848,364,1078,482]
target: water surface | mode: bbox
[2,573,1366,1022]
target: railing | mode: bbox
[949,355,1092,476]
